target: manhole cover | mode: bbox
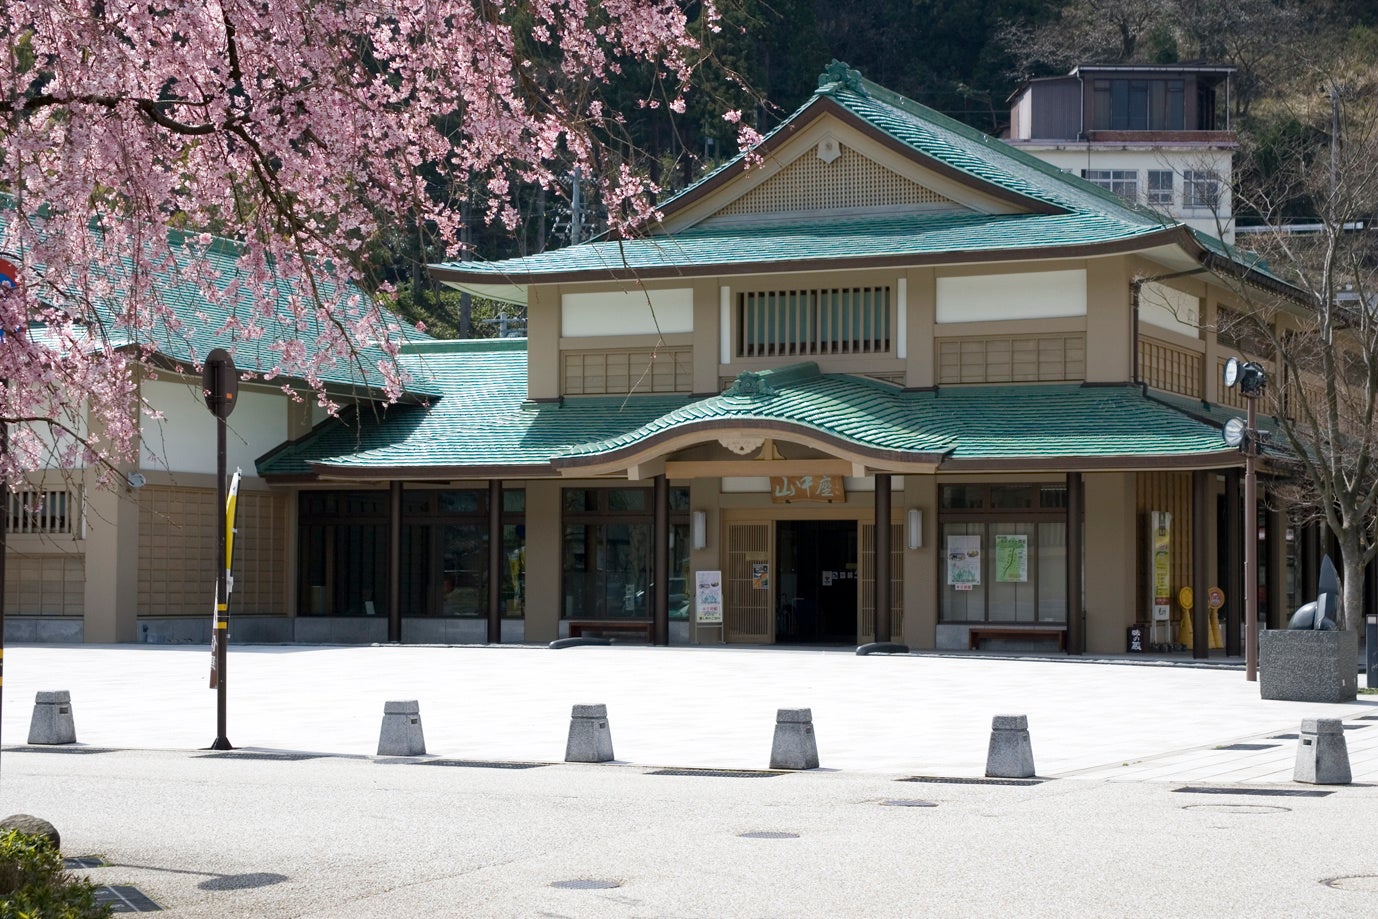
[96,885,163,913]
[417,759,546,770]
[1174,786,1333,798]
[1216,743,1280,751]
[199,752,326,762]
[1183,804,1290,815]
[738,831,800,839]
[879,799,938,808]
[1324,875,1378,892]
[197,872,289,891]
[63,856,106,869]
[899,776,1043,787]
[551,879,621,890]
[648,768,784,778]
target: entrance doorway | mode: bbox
[775,520,858,643]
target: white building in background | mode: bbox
[1006,64,1237,242]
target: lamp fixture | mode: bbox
[906,508,923,550]
[692,510,707,550]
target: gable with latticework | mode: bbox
[714,143,961,218]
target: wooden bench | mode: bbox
[566,619,654,642]
[968,626,1067,652]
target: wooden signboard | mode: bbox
[770,474,846,504]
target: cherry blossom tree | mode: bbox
[0,0,717,484]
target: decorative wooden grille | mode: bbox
[938,335,1085,384]
[1139,337,1202,398]
[563,348,693,395]
[717,145,956,216]
[4,553,83,615]
[5,488,80,536]
[725,522,772,642]
[1136,472,1193,621]
[859,522,904,643]
[739,287,891,357]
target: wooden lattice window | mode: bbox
[1138,337,1202,398]
[739,287,891,357]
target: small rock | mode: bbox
[0,814,60,849]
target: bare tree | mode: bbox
[1214,47,1378,630]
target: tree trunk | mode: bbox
[1338,528,1366,632]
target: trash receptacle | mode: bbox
[1126,624,1147,653]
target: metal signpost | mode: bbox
[203,349,238,749]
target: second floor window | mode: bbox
[739,286,891,357]
[1082,169,1138,202]
[1184,170,1222,210]
[1147,170,1175,206]
[1092,78,1185,131]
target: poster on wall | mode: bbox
[946,535,981,589]
[751,561,770,590]
[696,570,723,625]
[994,535,1028,583]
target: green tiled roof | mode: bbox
[259,343,1241,477]
[431,62,1186,288]
[1,204,434,397]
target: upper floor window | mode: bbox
[1184,170,1222,210]
[1092,79,1185,131]
[738,287,891,358]
[1082,169,1138,202]
[1147,170,1175,206]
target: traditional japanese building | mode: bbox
[5,63,1333,653]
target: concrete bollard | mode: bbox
[27,691,76,745]
[1294,717,1351,785]
[565,704,615,763]
[377,700,426,756]
[986,714,1036,778]
[770,708,819,770]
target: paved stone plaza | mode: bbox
[4,644,1378,916]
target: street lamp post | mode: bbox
[1223,357,1267,682]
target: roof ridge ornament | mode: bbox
[819,60,867,96]
[725,370,777,399]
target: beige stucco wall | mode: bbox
[1083,472,1139,652]
[1086,257,1133,383]
[901,474,938,648]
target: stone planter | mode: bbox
[1259,629,1358,703]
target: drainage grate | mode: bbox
[1358,715,1378,722]
[551,879,621,890]
[879,799,938,808]
[64,856,106,869]
[1344,724,1370,730]
[11,746,115,755]
[96,885,162,913]
[648,768,784,778]
[1216,743,1280,751]
[1174,785,1333,798]
[1270,733,1300,740]
[738,831,800,839]
[417,759,547,770]
[198,752,326,762]
[898,776,1044,787]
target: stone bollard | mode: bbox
[1294,717,1351,785]
[770,708,819,770]
[377,700,426,756]
[565,704,615,763]
[986,714,1036,778]
[27,691,76,745]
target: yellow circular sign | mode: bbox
[1207,587,1225,610]
[1178,586,1194,610]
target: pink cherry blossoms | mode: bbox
[0,0,718,485]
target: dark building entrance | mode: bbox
[775,520,858,643]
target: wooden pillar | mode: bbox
[487,480,502,644]
[874,474,892,643]
[653,475,669,646]
[388,481,402,643]
[1224,469,1242,657]
[1266,504,1287,630]
[1066,472,1083,655]
[1192,470,1210,660]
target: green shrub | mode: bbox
[0,830,109,919]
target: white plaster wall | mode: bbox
[1011,145,1234,241]
[936,269,1087,323]
[141,379,288,474]
[1140,282,1201,338]
[561,288,694,337]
